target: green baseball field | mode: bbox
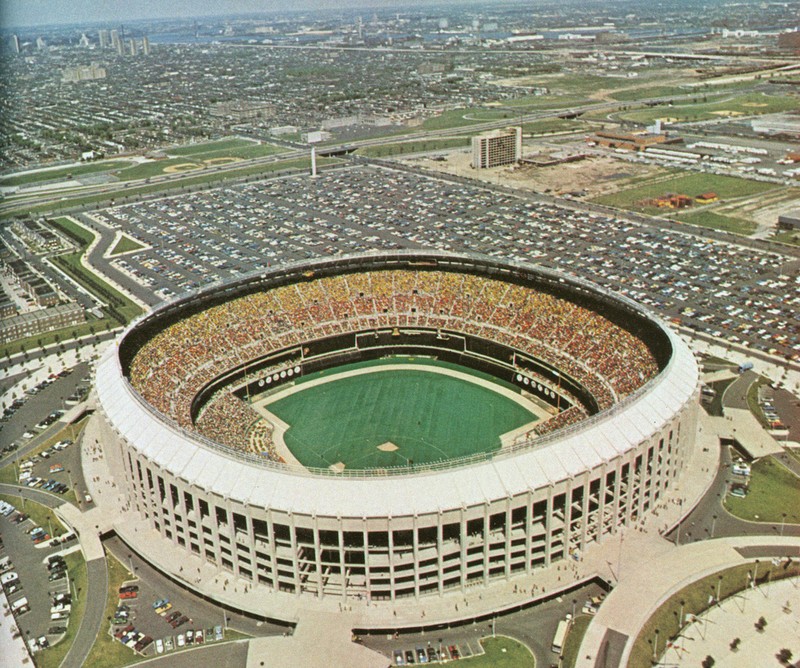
[263,359,540,471]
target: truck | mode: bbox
[738,361,754,374]
[11,597,29,614]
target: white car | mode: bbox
[177,633,185,647]
[155,638,164,654]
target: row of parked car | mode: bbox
[394,643,460,665]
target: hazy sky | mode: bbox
[4,0,459,29]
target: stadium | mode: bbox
[95,251,699,603]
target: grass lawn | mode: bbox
[501,93,592,110]
[592,173,774,212]
[461,636,535,667]
[82,550,142,668]
[36,551,88,668]
[166,138,256,156]
[0,492,66,534]
[267,360,537,470]
[357,137,470,157]
[770,229,800,247]
[0,161,134,188]
[422,108,496,131]
[109,235,146,256]
[562,614,593,667]
[631,560,800,668]
[51,215,96,246]
[523,118,585,135]
[703,377,736,417]
[723,456,800,524]
[185,143,286,161]
[676,210,756,236]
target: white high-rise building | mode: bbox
[142,35,150,55]
[99,29,110,48]
[471,127,522,169]
[10,34,20,54]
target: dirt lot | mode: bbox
[411,147,665,198]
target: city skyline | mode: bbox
[4,0,502,29]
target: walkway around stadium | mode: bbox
[72,392,777,667]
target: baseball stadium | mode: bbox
[95,251,699,603]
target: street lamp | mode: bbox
[716,575,723,605]
[653,627,660,663]
[711,514,717,538]
[780,512,787,537]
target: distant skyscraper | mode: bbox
[79,33,90,48]
[99,29,109,48]
[10,34,20,54]
[36,36,46,50]
[129,38,137,56]
[142,35,150,55]
[111,29,122,54]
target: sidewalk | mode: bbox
[575,536,800,668]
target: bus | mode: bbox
[552,616,572,654]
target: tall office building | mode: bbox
[79,33,91,48]
[129,38,137,56]
[10,34,20,54]
[471,127,522,169]
[142,35,151,55]
[99,29,110,48]
[36,37,46,50]
[111,29,122,55]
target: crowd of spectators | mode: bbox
[129,269,659,455]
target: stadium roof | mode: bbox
[95,324,697,518]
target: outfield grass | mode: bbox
[267,360,537,470]
[461,636,535,667]
[676,210,756,236]
[630,560,800,668]
[592,173,774,212]
[357,137,470,157]
[0,161,133,188]
[723,456,800,524]
[616,92,798,125]
[1,156,340,220]
[109,235,145,256]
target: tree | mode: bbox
[755,616,767,632]
[777,648,792,664]
[702,656,715,668]
[729,638,740,651]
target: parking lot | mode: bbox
[361,579,608,667]
[86,166,797,362]
[101,536,291,659]
[0,497,80,655]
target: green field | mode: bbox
[724,456,800,524]
[166,138,256,156]
[615,92,798,125]
[357,137,470,157]
[677,210,756,235]
[592,173,775,213]
[266,360,537,470]
[462,636,535,667]
[109,234,146,256]
[0,160,134,188]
